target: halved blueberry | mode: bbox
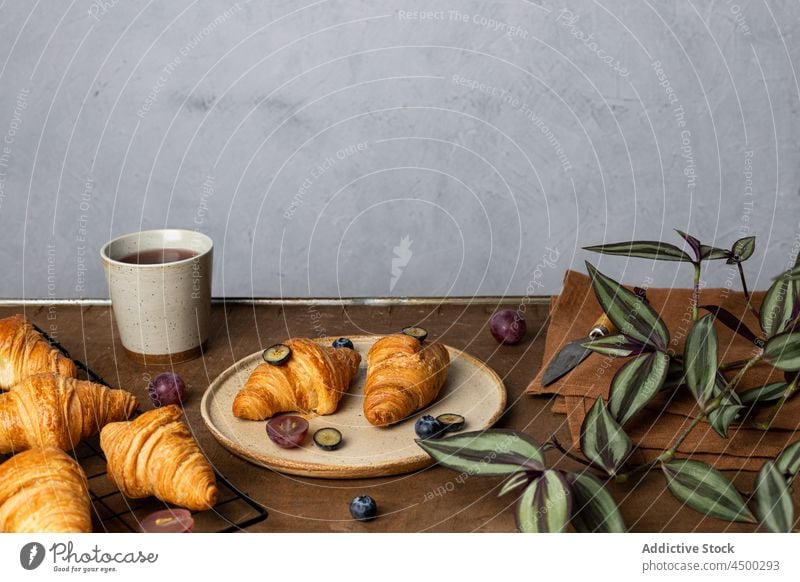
[436,413,466,433]
[263,344,292,365]
[313,427,343,451]
[401,326,428,342]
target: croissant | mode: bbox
[364,334,450,426]
[100,405,217,511]
[0,315,77,389]
[232,339,361,420]
[0,447,91,533]
[0,373,139,454]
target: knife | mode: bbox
[541,313,616,386]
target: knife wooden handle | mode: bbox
[588,313,616,339]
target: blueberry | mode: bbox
[415,415,445,439]
[332,337,354,350]
[349,495,377,521]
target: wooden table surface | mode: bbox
[4,300,791,533]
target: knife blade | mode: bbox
[541,313,616,386]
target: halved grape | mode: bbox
[401,326,428,342]
[267,415,309,448]
[263,344,292,365]
[147,372,186,408]
[139,508,194,533]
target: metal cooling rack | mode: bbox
[18,324,269,533]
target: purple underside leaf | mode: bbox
[700,304,764,347]
[675,229,702,260]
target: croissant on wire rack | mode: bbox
[364,334,450,426]
[232,339,361,420]
[100,405,218,511]
[0,315,77,390]
[0,447,92,533]
[0,372,139,454]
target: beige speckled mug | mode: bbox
[101,229,213,364]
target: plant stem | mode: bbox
[719,359,750,372]
[547,436,593,468]
[657,354,762,464]
[692,262,702,321]
[737,262,759,319]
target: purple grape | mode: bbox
[490,310,527,345]
[147,372,186,408]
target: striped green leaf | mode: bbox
[700,245,732,261]
[608,351,669,425]
[516,470,572,533]
[760,276,798,337]
[776,440,800,476]
[567,471,626,533]
[754,461,794,533]
[584,241,692,262]
[740,382,789,405]
[684,314,719,408]
[585,262,670,349]
[784,264,800,280]
[708,376,743,438]
[731,236,756,262]
[580,399,632,476]
[498,472,530,497]
[762,332,800,371]
[582,334,648,358]
[708,404,744,439]
[417,430,545,476]
[662,459,756,523]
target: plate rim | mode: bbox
[200,335,507,479]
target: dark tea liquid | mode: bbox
[118,248,198,264]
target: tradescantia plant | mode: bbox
[417,231,800,532]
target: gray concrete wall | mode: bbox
[1,0,799,299]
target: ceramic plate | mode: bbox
[200,336,506,478]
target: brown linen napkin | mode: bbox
[529,270,800,470]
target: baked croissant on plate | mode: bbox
[100,405,218,511]
[232,339,361,420]
[0,315,77,389]
[0,372,139,454]
[364,334,450,426]
[0,447,92,533]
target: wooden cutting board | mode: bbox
[200,335,507,478]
